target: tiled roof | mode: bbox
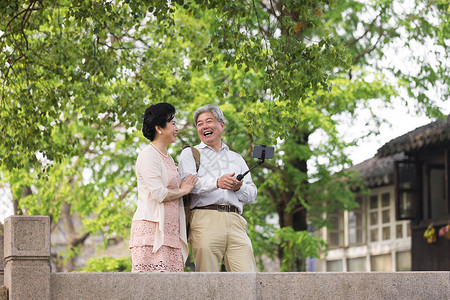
[349,153,406,187]
[350,115,450,188]
[376,116,450,158]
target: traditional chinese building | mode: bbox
[315,115,450,271]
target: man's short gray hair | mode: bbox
[193,104,225,127]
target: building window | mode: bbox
[396,224,403,239]
[369,195,379,242]
[328,209,344,248]
[349,196,363,245]
[326,260,343,272]
[369,193,392,242]
[370,254,392,271]
[347,257,366,271]
[381,193,391,240]
[429,167,446,219]
[396,251,411,271]
[395,221,411,239]
[395,160,420,220]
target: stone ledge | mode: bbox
[257,272,450,300]
[51,272,450,300]
[52,272,256,300]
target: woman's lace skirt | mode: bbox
[129,219,183,272]
[130,244,183,272]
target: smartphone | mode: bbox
[252,145,274,160]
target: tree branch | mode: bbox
[352,27,391,65]
[62,201,90,247]
[71,232,90,246]
[347,14,380,47]
[260,162,279,172]
[119,187,130,201]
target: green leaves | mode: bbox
[79,256,132,272]
[270,227,326,272]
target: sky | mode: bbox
[0,188,12,222]
[343,101,448,165]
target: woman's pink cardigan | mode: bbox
[132,145,188,263]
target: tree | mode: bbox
[0,0,214,270]
[180,0,449,271]
[1,0,448,271]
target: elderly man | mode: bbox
[178,104,257,272]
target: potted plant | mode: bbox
[423,224,437,243]
[438,224,450,240]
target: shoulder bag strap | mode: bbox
[183,145,201,171]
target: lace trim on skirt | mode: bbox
[130,245,183,272]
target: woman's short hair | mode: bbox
[193,104,225,127]
[142,102,175,141]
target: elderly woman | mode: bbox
[129,102,198,272]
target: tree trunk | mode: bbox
[13,186,32,215]
[59,202,90,272]
[276,130,310,271]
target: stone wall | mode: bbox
[1,215,450,300]
[50,272,450,300]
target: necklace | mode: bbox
[150,142,169,158]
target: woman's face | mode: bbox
[158,117,178,144]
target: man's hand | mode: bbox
[232,180,243,191]
[217,173,242,191]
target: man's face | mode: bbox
[196,112,224,147]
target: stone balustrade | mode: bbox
[0,235,5,300]
[3,216,51,299]
[1,215,449,300]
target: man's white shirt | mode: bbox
[178,142,257,214]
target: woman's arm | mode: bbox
[137,149,169,203]
[178,147,218,194]
[137,147,198,202]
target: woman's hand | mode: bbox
[162,174,198,202]
[180,174,198,195]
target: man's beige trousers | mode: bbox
[188,209,257,272]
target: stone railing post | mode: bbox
[4,216,51,300]
[1,235,5,297]
[1,234,6,300]
[0,235,4,284]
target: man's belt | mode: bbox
[194,204,239,213]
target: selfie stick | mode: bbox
[236,146,267,181]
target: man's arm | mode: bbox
[234,155,257,204]
[178,147,218,195]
